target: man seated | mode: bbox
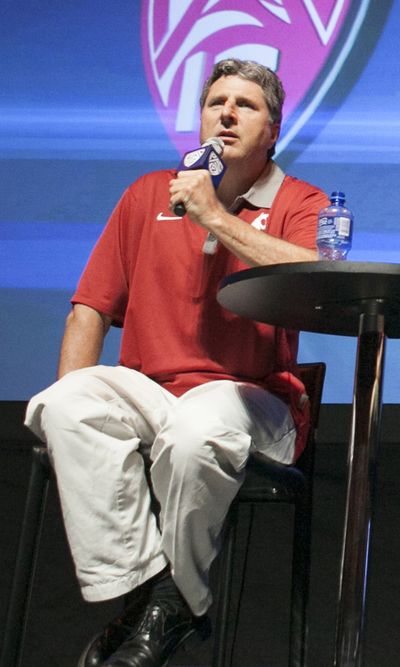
[25,59,328,667]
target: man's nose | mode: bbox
[221,101,237,126]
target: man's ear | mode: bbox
[270,122,281,146]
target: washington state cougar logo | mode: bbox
[141,1,371,156]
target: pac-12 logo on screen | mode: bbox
[141,0,371,156]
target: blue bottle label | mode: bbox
[317,216,351,242]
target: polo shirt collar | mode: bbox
[229,160,286,212]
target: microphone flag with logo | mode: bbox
[173,136,225,217]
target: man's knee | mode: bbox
[25,367,102,439]
[157,413,214,466]
[152,405,250,476]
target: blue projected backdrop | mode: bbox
[1,0,399,403]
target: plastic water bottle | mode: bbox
[316,191,353,260]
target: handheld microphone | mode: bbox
[173,137,225,218]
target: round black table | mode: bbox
[217,261,400,667]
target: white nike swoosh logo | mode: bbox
[156,212,183,221]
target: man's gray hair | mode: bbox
[199,58,285,125]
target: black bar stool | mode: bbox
[1,362,325,667]
[212,362,326,667]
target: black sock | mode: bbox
[125,565,185,608]
[149,566,184,602]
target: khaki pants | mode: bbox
[25,365,296,615]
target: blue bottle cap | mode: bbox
[330,191,345,205]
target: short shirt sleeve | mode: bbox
[71,186,138,326]
[268,177,330,250]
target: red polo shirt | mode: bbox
[72,164,328,458]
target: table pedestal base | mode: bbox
[334,307,386,666]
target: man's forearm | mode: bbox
[202,208,318,266]
[57,304,112,379]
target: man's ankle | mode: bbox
[125,565,184,607]
[149,566,185,602]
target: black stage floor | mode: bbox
[1,403,400,667]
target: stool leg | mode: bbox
[1,446,50,667]
[288,494,312,667]
[212,501,239,667]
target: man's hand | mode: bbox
[169,170,225,227]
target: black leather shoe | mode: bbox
[102,596,211,667]
[78,588,150,667]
